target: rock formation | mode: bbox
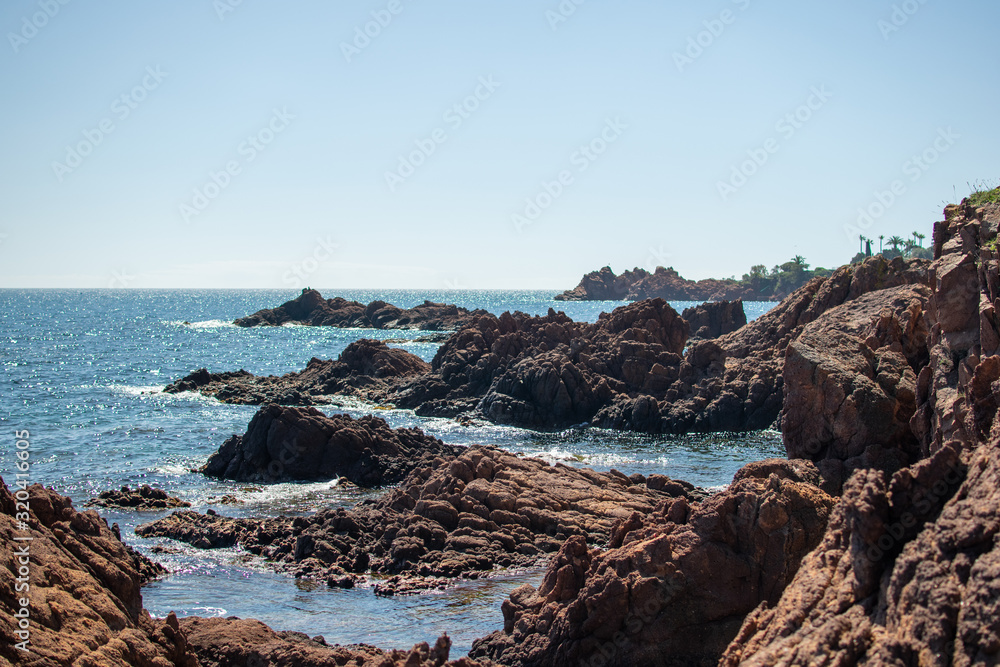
[681,299,747,339]
[139,445,703,595]
[392,257,929,435]
[203,404,462,487]
[85,485,192,510]
[0,476,197,666]
[235,289,487,330]
[164,338,429,406]
[178,617,481,667]
[0,473,491,666]
[719,199,1000,665]
[555,266,761,302]
[469,458,836,666]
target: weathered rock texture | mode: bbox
[178,617,483,667]
[139,446,702,596]
[554,266,762,302]
[0,475,196,667]
[682,299,748,340]
[203,404,462,487]
[469,459,836,666]
[720,199,1000,664]
[235,289,486,330]
[85,485,192,511]
[164,338,429,406]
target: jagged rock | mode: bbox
[178,617,482,667]
[392,300,689,428]
[469,459,836,666]
[203,404,462,487]
[234,289,486,330]
[721,199,1000,666]
[139,446,703,593]
[85,485,192,510]
[0,475,196,666]
[164,338,429,406]
[681,299,747,339]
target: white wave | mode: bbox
[106,384,165,397]
[167,319,235,329]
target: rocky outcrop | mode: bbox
[389,299,689,428]
[681,299,747,339]
[392,257,929,435]
[469,459,836,666]
[203,404,462,487]
[178,617,482,667]
[555,266,761,302]
[781,284,931,492]
[164,338,429,406]
[553,266,653,301]
[85,485,192,510]
[720,199,1000,664]
[235,289,486,330]
[139,446,703,595]
[0,475,197,666]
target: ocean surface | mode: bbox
[0,289,780,654]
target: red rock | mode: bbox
[469,459,835,666]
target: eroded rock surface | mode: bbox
[139,446,701,595]
[203,404,461,487]
[235,289,486,330]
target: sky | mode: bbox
[1,0,998,289]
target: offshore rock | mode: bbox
[234,289,486,330]
[85,485,192,510]
[203,404,461,487]
[163,338,429,406]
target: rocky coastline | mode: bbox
[8,197,1000,665]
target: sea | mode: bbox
[0,289,781,655]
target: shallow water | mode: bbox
[0,289,780,654]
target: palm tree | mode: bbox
[879,235,884,252]
[888,235,905,251]
[859,234,865,253]
[913,231,926,247]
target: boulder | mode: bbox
[681,298,747,339]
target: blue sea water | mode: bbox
[0,289,780,654]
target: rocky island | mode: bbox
[234,289,487,330]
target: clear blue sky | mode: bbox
[1,0,997,289]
